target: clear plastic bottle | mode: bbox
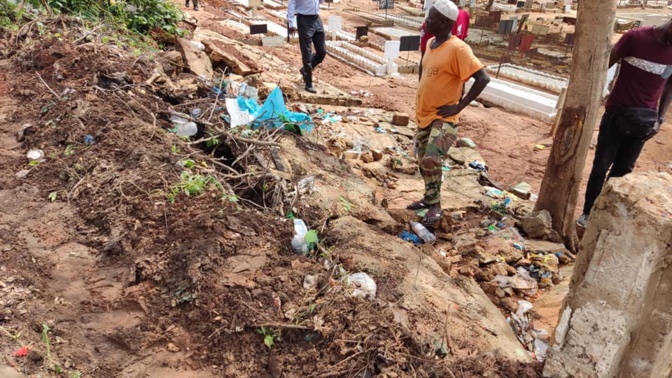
[409,220,436,244]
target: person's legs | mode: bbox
[192,0,199,10]
[609,136,645,178]
[310,17,326,70]
[582,112,621,216]
[419,120,458,224]
[407,127,430,210]
[297,16,317,90]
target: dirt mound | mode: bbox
[0,17,542,377]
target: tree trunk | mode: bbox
[486,0,496,11]
[533,0,617,252]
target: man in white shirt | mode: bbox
[288,0,326,93]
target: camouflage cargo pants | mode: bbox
[416,119,458,205]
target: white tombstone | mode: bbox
[384,41,400,75]
[328,15,342,40]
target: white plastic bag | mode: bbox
[291,219,308,255]
[345,272,377,299]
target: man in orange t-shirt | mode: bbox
[410,0,490,226]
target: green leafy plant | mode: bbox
[64,144,75,156]
[167,170,232,204]
[257,327,280,349]
[339,196,353,213]
[48,191,58,202]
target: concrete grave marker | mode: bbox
[328,15,342,40]
[384,40,400,59]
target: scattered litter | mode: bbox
[468,160,487,172]
[409,220,436,244]
[494,267,538,296]
[84,135,94,145]
[303,274,318,290]
[416,208,429,217]
[225,97,254,128]
[374,126,386,133]
[291,219,309,255]
[345,272,377,298]
[188,40,205,51]
[534,144,546,151]
[15,169,30,179]
[26,149,45,163]
[485,187,506,199]
[12,346,28,357]
[169,114,198,137]
[297,176,315,195]
[238,87,314,133]
[191,108,202,118]
[16,123,35,142]
[398,230,421,246]
[513,242,525,251]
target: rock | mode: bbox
[371,150,383,162]
[360,151,374,163]
[303,274,318,290]
[501,297,520,312]
[175,38,214,80]
[520,210,552,239]
[454,234,479,255]
[448,147,485,166]
[343,151,360,160]
[543,172,672,378]
[495,288,506,298]
[484,237,524,264]
[456,137,477,149]
[392,112,410,126]
[166,342,180,352]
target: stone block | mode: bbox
[392,112,410,126]
[543,172,672,378]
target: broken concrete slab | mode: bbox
[371,26,420,40]
[175,38,214,80]
[289,80,363,107]
[193,28,262,76]
[544,172,672,378]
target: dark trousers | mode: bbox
[297,14,326,71]
[583,110,646,214]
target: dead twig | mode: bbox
[35,72,62,101]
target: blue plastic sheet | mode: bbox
[237,87,314,132]
[398,230,422,246]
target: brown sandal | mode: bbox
[422,205,443,227]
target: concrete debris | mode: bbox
[456,137,477,149]
[544,172,672,378]
[175,38,214,80]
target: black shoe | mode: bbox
[185,0,190,6]
[194,5,199,10]
[305,86,317,94]
[300,66,316,93]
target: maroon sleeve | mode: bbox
[612,30,634,59]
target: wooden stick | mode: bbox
[35,72,62,101]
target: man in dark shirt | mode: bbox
[578,21,672,227]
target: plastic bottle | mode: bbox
[291,219,308,254]
[409,220,436,244]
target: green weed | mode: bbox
[257,327,280,349]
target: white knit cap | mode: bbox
[433,0,458,21]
